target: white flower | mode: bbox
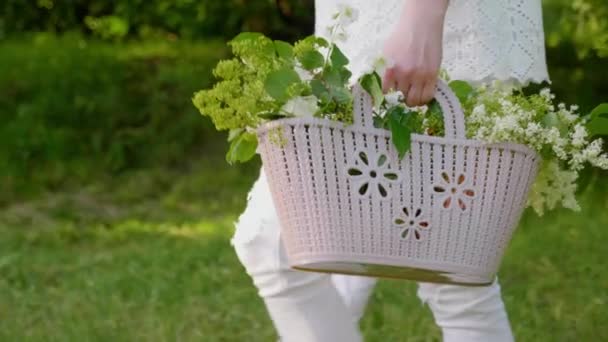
[281,96,319,118]
[384,91,404,107]
[413,105,429,115]
[373,55,393,75]
[382,90,428,115]
[324,26,334,39]
[528,161,581,215]
[470,104,487,121]
[499,98,515,112]
[295,66,313,81]
[325,4,359,43]
[539,88,551,98]
[558,108,578,124]
[422,118,430,132]
[462,83,607,215]
[361,54,394,77]
[473,127,489,140]
[582,139,604,160]
[524,123,544,149]
[570,123,588,148]
[592,154,608,169]
[517,108,535,121]
[336,4,359,27]
[539,88,555,101]
[492,114,524,141]
[525,122,542,136]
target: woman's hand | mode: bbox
[382,0,448,107]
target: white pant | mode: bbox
[232,170,514,342]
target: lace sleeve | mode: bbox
[315,0,550,85]
[442,0,550,85]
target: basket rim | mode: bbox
[255,117,539,157]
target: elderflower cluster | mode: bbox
[528,161,580,214]
[463,85,608,215]
[325,4,359,42]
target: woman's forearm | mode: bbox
[383,0,449,106]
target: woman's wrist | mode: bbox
[382,0,448,106]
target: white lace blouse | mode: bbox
[315,0,550,85]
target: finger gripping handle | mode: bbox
[353,80,466,139]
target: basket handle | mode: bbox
[353,79,466,139]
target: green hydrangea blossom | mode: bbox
[192,34,289,132]
[192,24,358,164]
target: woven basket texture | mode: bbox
[256,81,539,285]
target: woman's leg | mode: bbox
[331,274,377,322]
[232,170,363,342]
[417,279,514,342]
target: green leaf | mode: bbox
[324,67,344,88]
[301,36,329,48]
[274,40,294,60]
[539,145,554,160]
[428,100,443,117]
[542,112,559,128]
[388,106,412,159]
[324,63,351,85]
[590,103,608,120]
[314,37,330,47]
[228,128,243,142]
[310,79,331,103]
[360,72,384,111]
[316,67,352,105]
[231,32,264,43]
[332,87,353,105]
[543,111,570,135]
[586,103,608,136]
[587,116,608,137]
[330,45,349,68]
[264,68,301,101]
[231,32,274,57]
[339,67,353,84]
[230,32,274,56]
[576,166,594,195]
[373,115,389,129]
[448,80,474,103]
[426,100,445,135]
[226,132,258,164]
[298,50,325,70]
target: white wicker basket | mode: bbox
[256,81,539,285]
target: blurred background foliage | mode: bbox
[0,0,607,202]
[0,0,315,40]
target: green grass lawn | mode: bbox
[1,153,607,341]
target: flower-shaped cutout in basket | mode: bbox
[433,172,476,211]
[346,149,399,199]
[394,207,430,241]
